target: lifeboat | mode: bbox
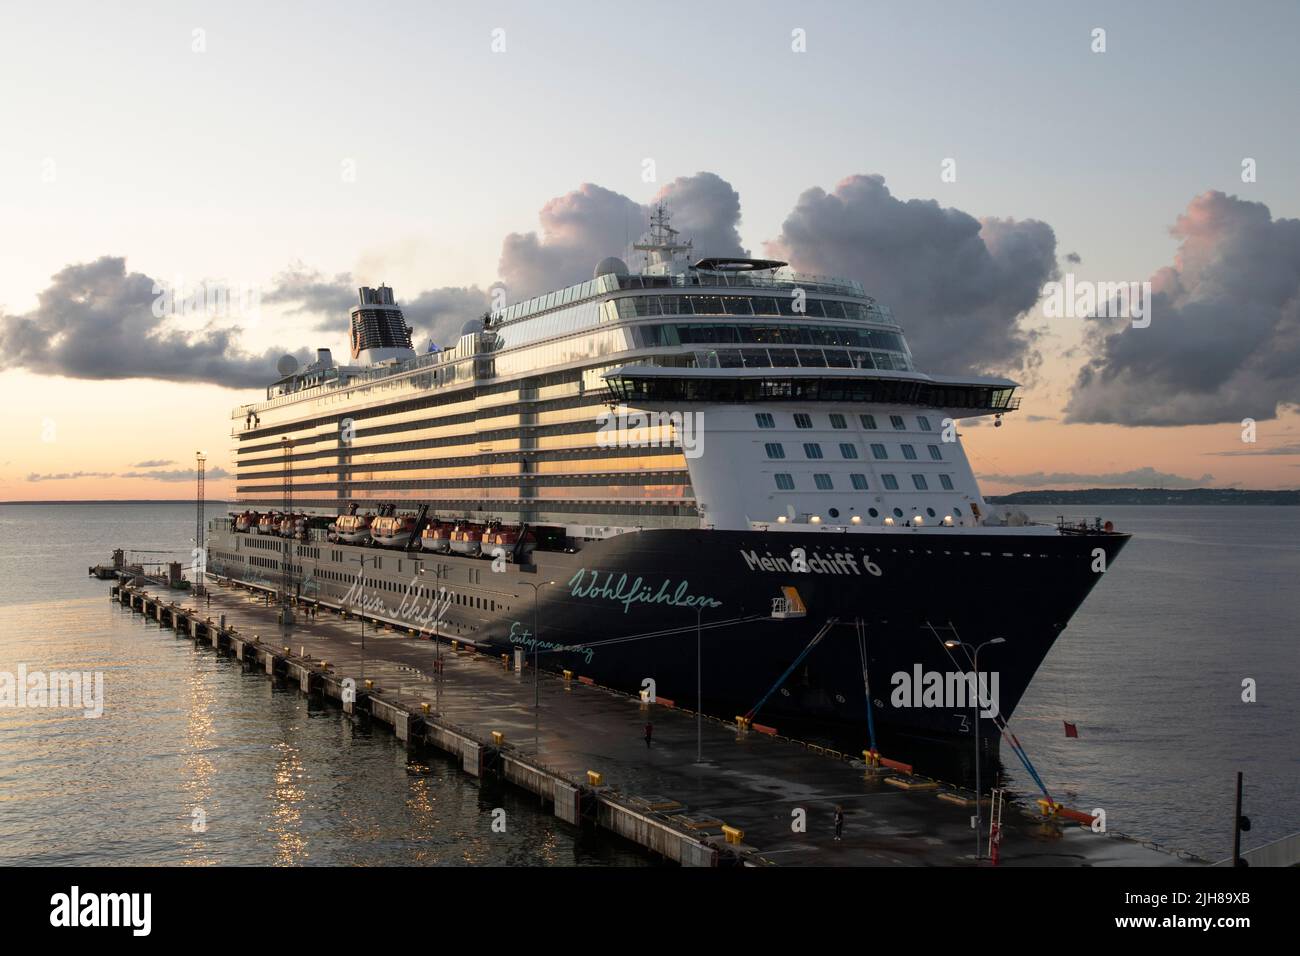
[449,522,484,556]
[371,512,417,548]
[256,512,281,535]
[277,514,306,539]
[420,521,454,553]
[485,526,536,562]
[334,511,372,545]
[234,511,256,533]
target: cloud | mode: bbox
[497,172,747,301]
[1208,442,1300,456]
[764,174,1058,376]
[261,264,355,318]
[0,257,312,388]
[1065,252,1082,264]
[982,466,1214,488]
[25,471,115,482]
[27,466,231,482]
[263,265,487,348]
[119,467,232,481]
[132,459,176,468]
[1065,191,1300,426]
[402,286,491,350]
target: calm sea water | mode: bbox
[0,503,647,866]
[0,502,1294,864]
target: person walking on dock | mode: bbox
[834,805,844,841]
[644,721,653,748]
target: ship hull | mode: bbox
[207,525,1127,746]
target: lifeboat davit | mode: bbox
[420,521,454,553]
[449,523,484,556]
[371,513,417,548]
[334,512,372,545]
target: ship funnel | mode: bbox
[316,348,333,367]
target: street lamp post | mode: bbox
[519,580,555,709]
[695,606,704,764]
[945,636,1006,861]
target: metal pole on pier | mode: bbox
[519,580,554,710]
[946,636,1005,861]
[696,606,703,764]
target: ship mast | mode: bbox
[632,202,692,272]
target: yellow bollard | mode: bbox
[722,825,744,845]
[563,670,573,682]
[365,679,374,690]
[735,716,750,731]
[491,731,505,746]
[586,770,603,786]
[421,702,431,714]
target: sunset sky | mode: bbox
[2,0,1298,501]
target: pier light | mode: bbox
[943,515,954,526]
[810,515,821,524]
[914,516,924,526]
[850,515,861,525]
[777,515,787,524]
[884,517,895,526]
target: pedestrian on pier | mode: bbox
[644,721,653,748]
[834,805,844,841]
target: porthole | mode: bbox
[834,693,846,704]
[868,508,879,518]
[893,508,903,518]
[829,508,840,518]
[926,508,936,518]
[953,506,963,516]
[780,688,791,697]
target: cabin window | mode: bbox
[890,415,906,430]
[881,474,899,490]
[912,474,928,490]
[803,443,823,459]
[755,413,775,429]
[765,443,786,459]
[774,473,795,490]
[814,474,833,490]
[839,443,859,459]
[794,413,813,429]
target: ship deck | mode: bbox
[112,579,1197,867]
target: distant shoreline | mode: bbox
[987,488,1300,506]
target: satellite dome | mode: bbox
[276,354,299,377]
[594,256,629,279]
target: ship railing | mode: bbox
[1055,515,1110,533]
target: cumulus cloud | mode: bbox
[132,459,175,468]
[1065,191,1300,426]
[764,174,1058,376]
[0,257,312,388]
[497,172,747,301]
[982,466,1213,488]
[1065,252,1082,264]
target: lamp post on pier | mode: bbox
[944,636,1006,860]
[518,580,555,709]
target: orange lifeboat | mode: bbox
[371,512,417,548]
[420,521,454,553]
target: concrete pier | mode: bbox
[110,581,1199,868]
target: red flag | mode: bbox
[1063,721,1079,738]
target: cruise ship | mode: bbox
[206,206,1128,746]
